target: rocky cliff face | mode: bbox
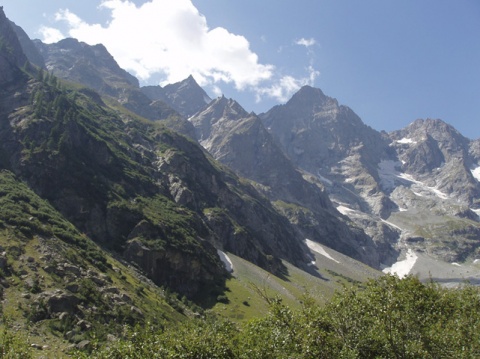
[260,86,395,218]
[9,20,45,69]
[377,119,480,265]
[190,95,383,268]
[257,86,399,266]
[0,7,28,86]
[388,119,480,205]
[150,129,310,270]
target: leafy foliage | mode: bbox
[0,320,33,359]
[83,275,480,358]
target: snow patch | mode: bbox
[451,262,461,267]
[397,172,449,199]
[381,219,403,232]
[305,239,340,263]
[396,137,416,144]
[430,187,449,199]
[471,165,480,182]
[336,205,354,215]
[472,208,480,219]
[378,160,448,199]
[217,250,233,273]
[378,160,402,191]
[382,249,417,277]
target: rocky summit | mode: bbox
[1,5,480,355]
[142,75,212,118]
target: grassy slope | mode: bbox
[0,170,188,356]
[209,247,380,322]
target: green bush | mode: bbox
[83,275,480,359]
[0,321,33,358]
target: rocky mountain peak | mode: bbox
[141,75,211,118]
[288,85,327,104]
[391,118,470,162]
[165,74,202,93]
[163,75,212,117]
[34,37,140,92]
[261,85,398,225]
[388,117,479,205]
[207,96,249,121]
[403,118,465,141]
[183,74,198,87]
[261,85,388,171]
[189,95,253,146]
[281,85,341,117]
[261,84,369,134]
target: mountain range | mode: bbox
[1,6,480,353]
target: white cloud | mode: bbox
[254,64,320,103]
[255,75,303,103]
[39,0,320,106]
[39,26,65,43]
[308,65,320,84]
[254,72,316,103]
[211,85,223,97]
[295,37,316,48]
[41,0,273,88]
[55,8,84,28]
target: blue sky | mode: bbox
[2,0,480,138]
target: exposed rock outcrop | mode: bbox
[124,239,223,298]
